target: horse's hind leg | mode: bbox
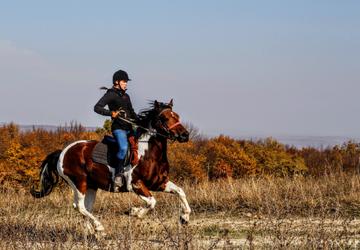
[85,189,97,212]
[131,180,156,218]
[57,142,104,232]
[71,186,96,212]
[82,188,101,233]
[163,181,191,224]
[76,184,104,232]
[62,175,104,232]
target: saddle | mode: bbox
[91,135,139,167]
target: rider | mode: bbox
[94,69,138,188]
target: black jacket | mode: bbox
[94,88,138,131]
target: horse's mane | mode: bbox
[137,101,171,129]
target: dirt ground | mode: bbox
[1,207,359,249]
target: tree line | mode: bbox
[0,122,359,186]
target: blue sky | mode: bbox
[0,1,359,137]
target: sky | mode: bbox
[0,1,359,137]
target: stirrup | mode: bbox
[113,175,123,192]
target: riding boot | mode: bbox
[114,159,125,189]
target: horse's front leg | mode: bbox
[164,181,191,224]
[131,180,156,218]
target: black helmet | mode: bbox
[112,69,131,84]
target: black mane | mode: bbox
[137,101,171,129]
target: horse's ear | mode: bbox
[154,100,160,110]
[169,99,173,108]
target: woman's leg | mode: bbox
[112,129,129,190]
[112,129,129,162]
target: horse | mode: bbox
[30,99,191,232]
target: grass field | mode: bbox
[0,174,359,249]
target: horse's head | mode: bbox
[153,99,189,142]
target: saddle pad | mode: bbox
[92,140,121,167]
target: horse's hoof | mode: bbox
[95,224,105,232]
[180,218,188,225]
[180,215,189,225]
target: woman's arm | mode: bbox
[94,92,112,116]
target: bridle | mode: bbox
[156,108,183,139]
[115,107,182,140]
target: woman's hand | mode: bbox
[111,111,120,118]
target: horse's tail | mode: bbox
[30,150,62,198]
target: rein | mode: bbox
[116,116,169,139]
[115,106,183,141]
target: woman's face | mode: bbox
[119,80,127,91]
[115,80,127,91]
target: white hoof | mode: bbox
[180,214,190,225]
[95,224,105,232]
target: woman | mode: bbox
[94,69,138,188]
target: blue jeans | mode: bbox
[112,129,129,160]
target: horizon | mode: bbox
[3,121,360,138]
[2,121,360,149]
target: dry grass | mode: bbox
[0,174,359,249]
[190,173,360,217]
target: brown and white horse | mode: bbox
[30,100,191,232]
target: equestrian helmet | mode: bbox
[113,69,131,84]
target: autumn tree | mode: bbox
[168,141,207,183]
[243,138,307,176]
[200,136,258,179]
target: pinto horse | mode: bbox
[30,100,191,232]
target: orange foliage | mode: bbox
[0,122,359,187]
[0,123,19,160]
[200,136,258,178]
[0,123,100,185]
[168,135,309,181]
[299,141,360,176]
[243,138,308,176]
[210,160,233,180]
[168,141,207,183]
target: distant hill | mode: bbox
[23,125,98,132]
[238,135,360,149]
